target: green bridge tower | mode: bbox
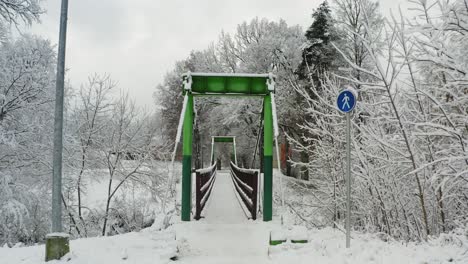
[180,72,276,222]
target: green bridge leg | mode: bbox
[182,94,193,221]
[263,94,273,221]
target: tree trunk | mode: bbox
[437,185,446,232]
[285,135,292,176]
[102,196,111,236]
[300,151,309,181]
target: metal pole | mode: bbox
[233,137,238,165]
[181,94,193,221]
[51,0,69,233]
[263,94,273,221]
[346,112,351,248]
[210,137,214,165]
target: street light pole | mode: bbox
[52,0,69,235]
[46,0,70,261]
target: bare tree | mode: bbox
[101,93,156,236]
[73,74,114,236]
[0,0,42,26]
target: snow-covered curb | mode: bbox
[269,227,468,264]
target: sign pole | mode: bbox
[345,112,351,248]
[336,88,356,249]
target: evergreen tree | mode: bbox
[288,2,341,180]
[297,1,339,89]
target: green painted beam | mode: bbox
[211,136,238,164]
[183,73,273,95]
[192,94,265,98]
[270,239,287,246]
[263,94,273,221]
[181,94,193,221]
[291,240,308,244]
[213,136,235,143]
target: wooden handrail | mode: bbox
[229,161,258,220]
[195,162,217,220]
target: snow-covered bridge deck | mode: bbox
[203,170,248,223]
[175,170,272,263]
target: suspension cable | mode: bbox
[162,94,188,213]
[251,100,264,169]
[268,73,285,224]
[271,93,285,210]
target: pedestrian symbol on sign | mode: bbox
[342,93,350,110]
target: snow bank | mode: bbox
[269,227,468,264]
[0,228,177,264]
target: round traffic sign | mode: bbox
[337,90,356,113]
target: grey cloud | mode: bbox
[28,0,408,107]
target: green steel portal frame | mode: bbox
[181,72,275,222]
[210,136,237,166]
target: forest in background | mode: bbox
[156,0,468,242]
[1,0,467,246]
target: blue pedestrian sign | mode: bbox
[337,90,356,113]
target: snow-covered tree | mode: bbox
[0,35,55,246]
[64,74,115,236]
[154,18,305,172]
[288,0,468,241]
[0,0,42,41]
[100,93,158,236]
[297,1,340,84]
[332,0,384,89]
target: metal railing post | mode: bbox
[252,171,258,220]
[195,170,202,220]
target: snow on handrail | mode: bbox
[231,171,253,193]
[195,162,218,220]
[201,171,216,192]
[201,174,216,206]
[231,172,253,208]
[195,162,217,174]
[230,161,258,175]
[229,162,258,220]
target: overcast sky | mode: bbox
[28,0,406,108]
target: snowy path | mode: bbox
[175,171,273,263]
[203,170,248,223]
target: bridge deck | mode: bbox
[175,170,271,263]
[203,170,247,223]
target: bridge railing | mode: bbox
[195,162,217,220]
[229,161,258,220]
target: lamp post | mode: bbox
[46,0,70,261]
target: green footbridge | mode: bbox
[174,72,279,222]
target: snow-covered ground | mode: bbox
[269,227,468,264]
[76,161,168,213]
[62,160,178,236]
[2,221,466,263]
[0,227,177,264]
[1,168,466,263]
